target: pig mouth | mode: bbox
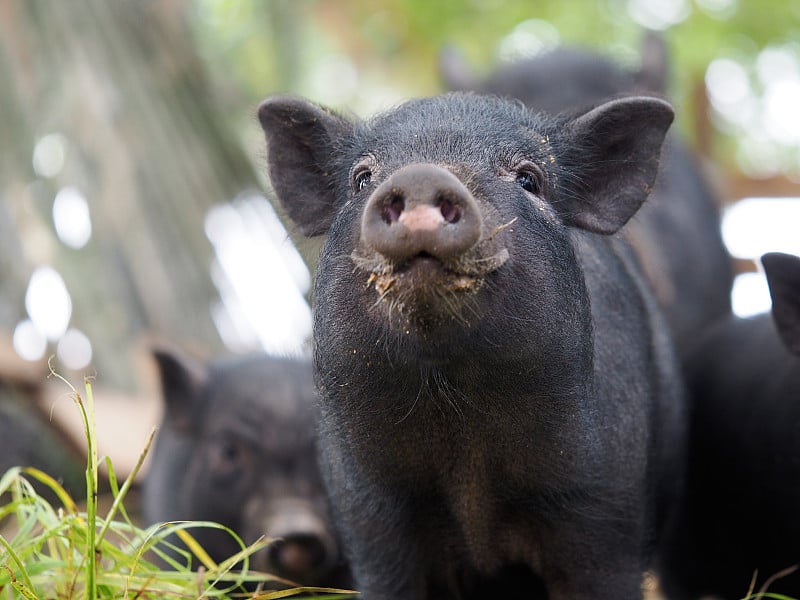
[365,253,494,292]
[350,244,510,327]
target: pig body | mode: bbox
[659,252,800,600]
[260,92,685,599]
[142,351,350,588]
[440,39,734,352]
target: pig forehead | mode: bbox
[208,399,315,443]
[204,378,316,431]
[351,127,550,169]
[208,385,314,421]
[359,95,551,152]
[356,138,539,168]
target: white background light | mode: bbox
[627,0,690,30]
[13,319,47,362]
[57,328,93,370]
[731,272,772,318]
[32,133,67,179]
[496,19,560,61]
[25,266,72,341]
[53,186,92,249]
[205,193,312,356]
[722,197,800,318]
[722,198,800,259]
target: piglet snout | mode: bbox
[361,163,482,263]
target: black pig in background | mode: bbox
[259,91,685,599]
[141,350,350,589]
[440,33,734,354]
[658,252,800,600]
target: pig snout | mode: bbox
[361,163,482,263]
[269,532,334,580]
[262,501,339,583]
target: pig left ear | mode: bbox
[258,95,354,237]
[762,252,800,356]
[152,348,209,433]
[558,96,674,234]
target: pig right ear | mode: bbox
[258,96,353,237]
[557,96,674,234]
[152,349,209,432]
[762,252,800,356]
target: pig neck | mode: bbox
[316,330,598,478]
[314,227,604,472]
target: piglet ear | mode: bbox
[258,95,353,237]
[762,252,800,356]
[558,96,674,234]
[152,348,208,433]
[636,30,670,94]
[438,45,481,92]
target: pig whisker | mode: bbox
[395,384,424,425]
[435,289,470,327]
[485,217,518,241]
[371,287,395,311]
[451,248,509,277]
[430,368,467,420]
[459,294,483,323]
[436,367,488,417]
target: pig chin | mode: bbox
[350,245,510,331]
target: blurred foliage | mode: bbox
[188,0,800,181]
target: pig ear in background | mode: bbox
[636,30,670,94]
[558,96,674,235]
[152,348,209,432]
[258,96,353,237]
[438,45,480,92]
[762,252,800,356]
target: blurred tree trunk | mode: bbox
[0,0,272,389]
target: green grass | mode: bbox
[0,372,358,599]
[741,565,800,600]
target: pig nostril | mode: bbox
[382,195,405,224]
[439,198,461,224]
[269,535,328,575]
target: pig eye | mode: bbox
[210,437,247,475]
[516,169,542,196]
[220,440,241,462]
[353,168,372,192]
[352,156,376,193]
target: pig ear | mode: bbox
[258,95,353,237]
[438,45,481,91]
[152,349,209,433]
[636,30,670,94]
[558,96,674,234]
[762,252,800,356]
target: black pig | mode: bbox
[440,36,734,353]
[258,92,685,599]
[658,252,800,600]
[439,33,670,114]
[141,350,350,588]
